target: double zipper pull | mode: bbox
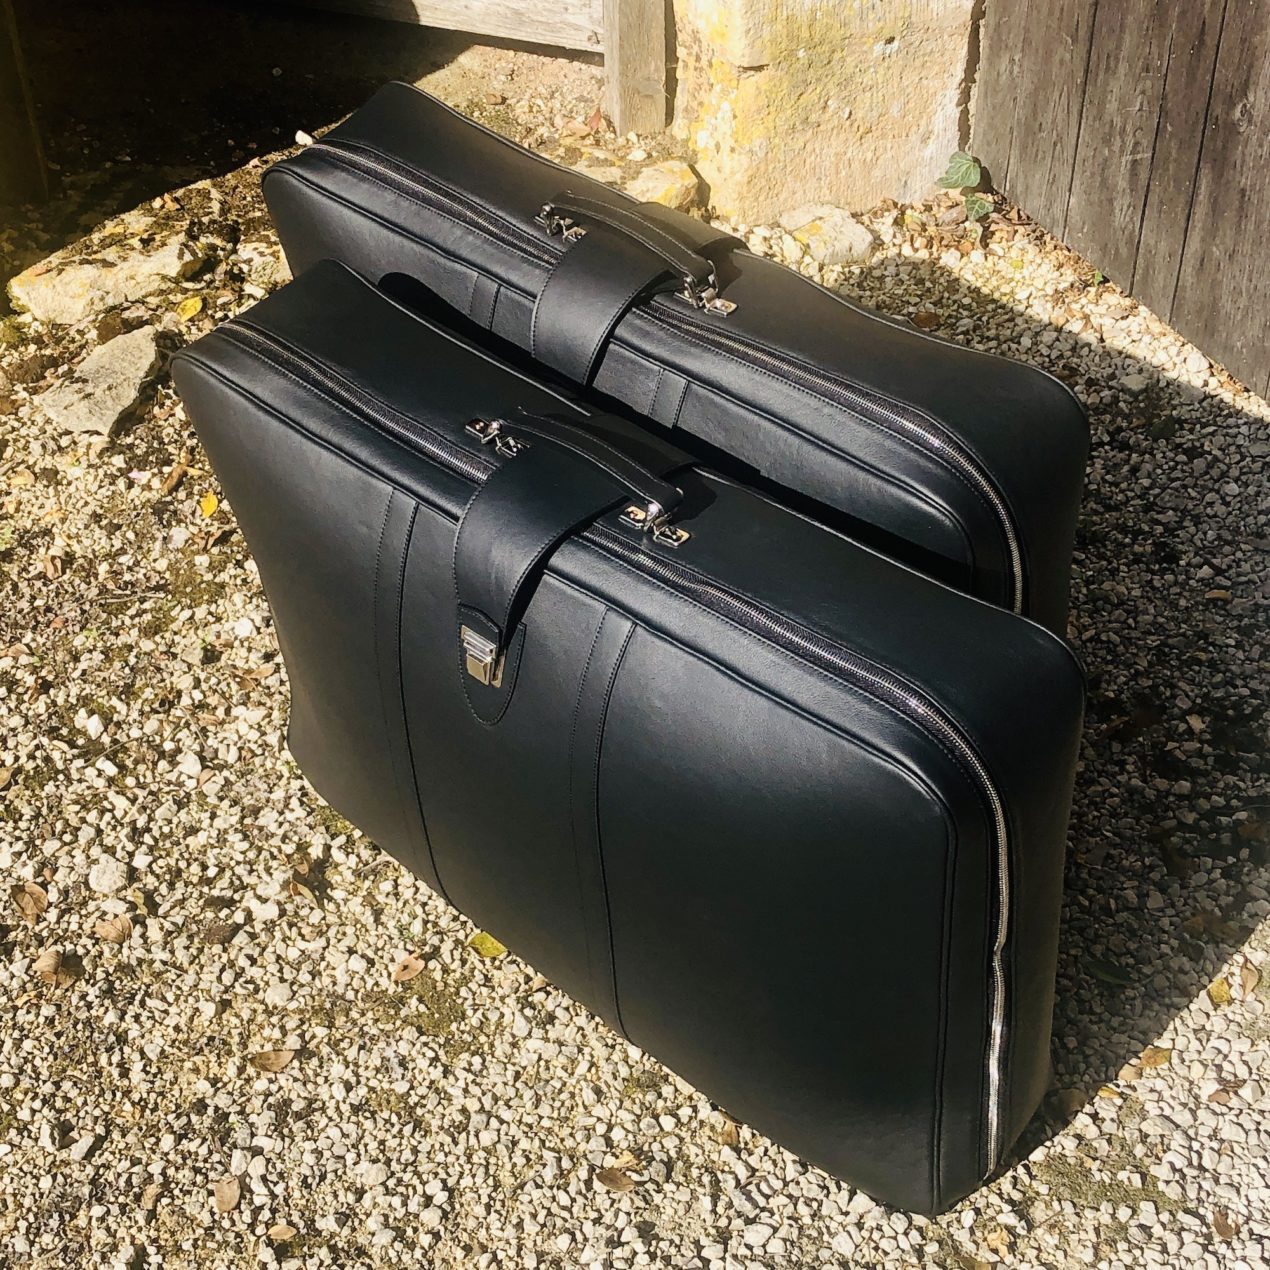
[466,417,528,458]
[620,500,690,548]
[535,203,588,242]
[460,625,504,687]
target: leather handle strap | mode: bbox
[454,411,688,673]
[530,222,678,385]
[541,191,716,288]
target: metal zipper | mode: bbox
[310,137,1025,613]
[220,317,1011,1172]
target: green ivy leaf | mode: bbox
[963,191,993,221]
[937,150,982,190]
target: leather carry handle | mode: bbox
[530,194,739,387]
[539,192,717,293]
[453,411,690,696]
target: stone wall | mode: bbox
[671,0,978,222]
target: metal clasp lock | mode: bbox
[466,417,528,459]
[681,269,737,316]
[620,500,691,548]
[460,626,504,687]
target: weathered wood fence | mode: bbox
[974,0,1270,398]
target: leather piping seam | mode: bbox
[260,175,987,570]
[591,621,636,1042]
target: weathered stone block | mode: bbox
[672,0,975,221]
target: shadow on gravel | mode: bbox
[844,253,1269,1160]
[3,0,589,277]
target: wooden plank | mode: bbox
[1009,0,1098,241]
[1133,1,1227,316]
[603,0,666,133]
[0,0,46,204]
[971,0,1034,193]
[293,0,604,52]
[1063,0,1175,289]
[1171,0,1270,396]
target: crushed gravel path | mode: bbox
[1,82,1267,1270]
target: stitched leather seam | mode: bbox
[369,488,397,821]
[390,503,452,904]
[591,621,636,1042]
[626,308,1000,528]
[931,810,958,1209]
[567,614,610,1018]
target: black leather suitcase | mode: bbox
[172,261,1085,1214]
[262,83,1089,635]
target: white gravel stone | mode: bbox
[87,855,129,895]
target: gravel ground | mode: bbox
[1,64,1268,1270]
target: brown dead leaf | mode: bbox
[141,1181,162,1211]
[1204,589,1232,602]
[595,1167,636,1193]
[1239,960,1261,997]
[0,642,30,658]
[159,460,188,496]
[287,876,316,903]
[267,1222,298,1242]
[715,1113,740,1147]
[1140,1045,1172,1068]
[1207,977,1232,1008]
[94,914,133,944]
[42,553,63,580]
[33,947,82,987]
[248,1048,297,1073]
[8,469,35,488]
[212,1174,241,1213]
[983,1226,1012,1255]
[0,766,15,792]
[392,952,426,983]
[955,1256,992,1270]
[910,311,942,330]
[1212,1208,1239,1240]
[11,881,47,924]
[586,105,609,133]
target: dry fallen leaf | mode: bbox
[11,881,48,925]
[42,553,63,580]
[267,1222,298,1242]
[1212,1208,1239,1240]
[983,1226,1012,1255]
[1239,960,1261,997]
[467,931,507,959]
[176,295,205,321]
[910,310,942,330]
[199,491,219,517]
[1208,977,1232,1008]
[212,1174,241,1213]
[33,947,82,987]
[392,952,427,983]
[1140,1045,1172,1068]
[955,1256,991,1270]
[716,1116,740,1147]
[595,1167,636,1193]
[141,1181,162,1212]
[94,914,133,944]
[248,1048,297,1073]
[287,876,316,903]
[0,766,15,792]
[611,1148,641,1170]
[159,460,188,496]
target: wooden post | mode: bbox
[604,0,667,134]
[0,0,45,204]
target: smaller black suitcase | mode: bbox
[263,83,1089,634]
[173,261,1085,1214]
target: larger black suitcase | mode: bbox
[263,83,1088,635]
[172,261,1085,1214]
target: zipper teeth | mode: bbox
[221,316,1011,1173]
[310,138,1024,615]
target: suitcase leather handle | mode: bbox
[530,194,739,386]
[538,192,717,291]
[453,411,689,707]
